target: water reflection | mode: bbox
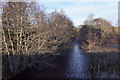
[66,44,90,78]
[86,52,120,78]
[65,41,120,78]
[13,40,120,79]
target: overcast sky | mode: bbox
[38,1,118,26]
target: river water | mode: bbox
[66,44,90,78]
[65,39,120,78]
[13,39,120,79]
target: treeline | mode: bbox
[2,2,120,79]
[2,2,76,79]
[79,14,120,52]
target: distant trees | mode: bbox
[84,14,94,25]
[48,10,73,28]
[79,14,116,52]
[47,10,76,42]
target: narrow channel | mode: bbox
[65,39,90,78]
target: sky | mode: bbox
[38,1,118,26]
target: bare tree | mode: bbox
[2,2,47,74]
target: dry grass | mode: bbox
[86,45,119,53]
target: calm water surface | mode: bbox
[13,39,120,79]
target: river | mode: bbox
[65,39,120,78]
[12,39,120,79]
[65,43,90,78]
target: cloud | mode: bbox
[40,2,118,26]
[38,0,119,2]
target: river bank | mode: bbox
[6,40,120,79]
[9,45,72,79]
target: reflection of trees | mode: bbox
[89,53,120,78]
[90,56,104,76]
